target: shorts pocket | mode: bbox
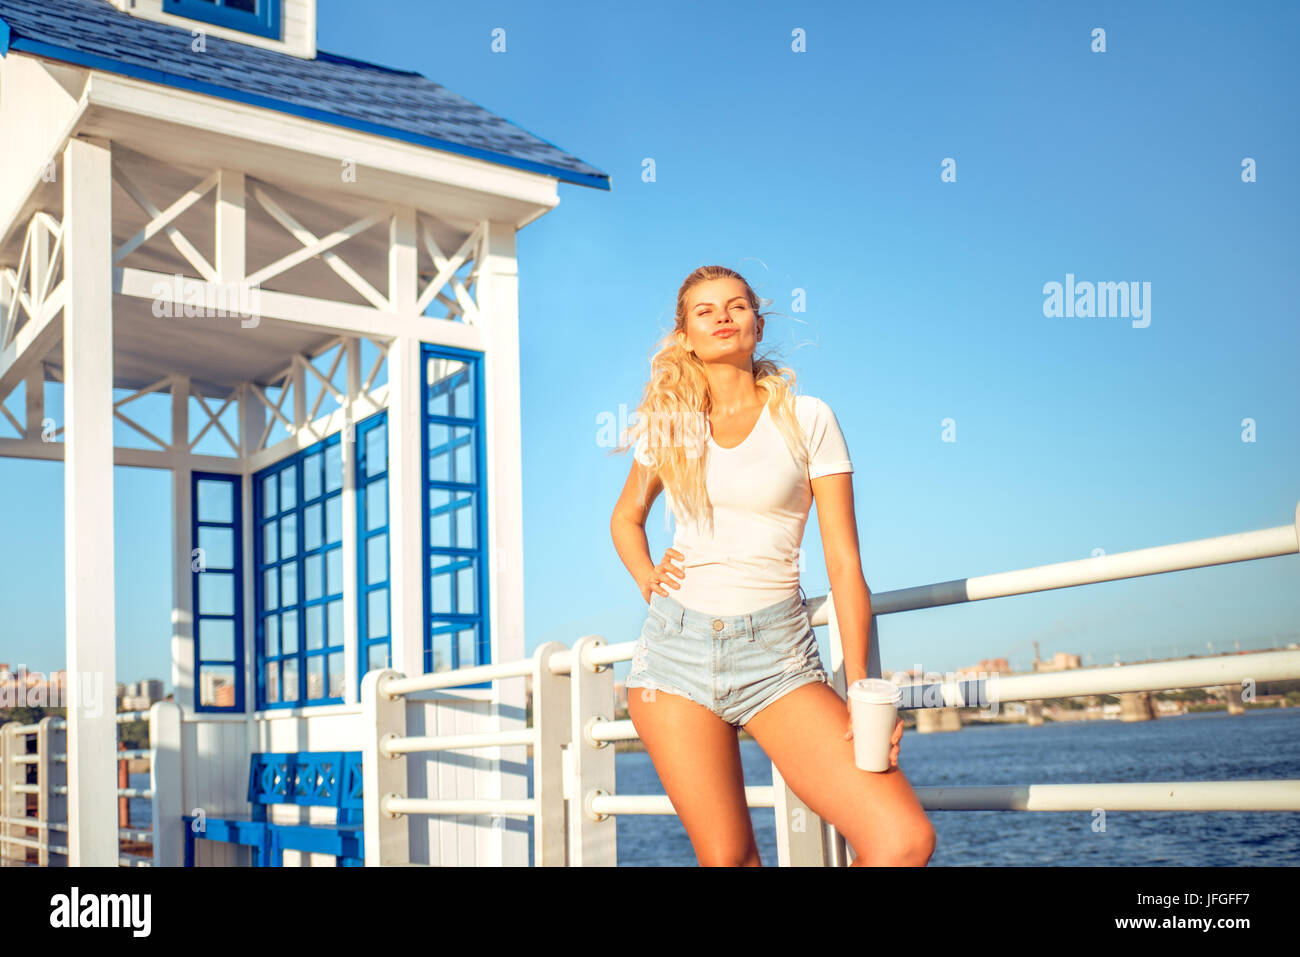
[754,607,812,653]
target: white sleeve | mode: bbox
[633,431,655,467]
[805,397,854,479]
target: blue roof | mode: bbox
[0,0,609,190]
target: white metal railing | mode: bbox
[0,700,181,866]
[0,716,68,865]
[361,499,1300,866]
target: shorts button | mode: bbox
[712,619,724,631]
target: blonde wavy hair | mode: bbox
[615,265,810,535]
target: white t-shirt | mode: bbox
[636,394,854,616]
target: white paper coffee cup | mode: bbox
[848,679,903,772]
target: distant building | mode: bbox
[1033,652,1082,672]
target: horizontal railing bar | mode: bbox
[117,750,150,761]
[381,658,533,697]
[383,728,536,756]
[118,828,153,842]
[915,780,1300,811]
[590,781,1300,817]
[897,649,1300,708]
[0,835,50,851]
[117,788,152,799]
[118,854,152,867]
[12,785,38,795]
[0,815,45,827]
[589,718,640,743]
[382,797,536,817]
[10,755,37,765]
[595,787,775,816]
[809,521,1298,622]
[116,712,151,723]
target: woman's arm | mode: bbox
[610,457,669,600]
[810,471,871,684]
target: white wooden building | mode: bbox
[0,0,608,865]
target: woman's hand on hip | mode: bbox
[640,548,685,603]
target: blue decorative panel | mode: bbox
[192,472,244,712]
[421,345,489,686]
[356,410,392,692]
[253,432,344,708]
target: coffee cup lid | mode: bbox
[848,678,903,704]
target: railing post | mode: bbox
[567,635,616,866]
[362,668,409,865]
[42,717,67,866]
[149,701,182,866]
[532,642,571,866]
[0,723,21,863]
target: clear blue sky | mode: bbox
[1,0,1297,691]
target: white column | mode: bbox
[387,208,423,679]
[340,339,360,704]
[476,220,525,865]
[61,135,118,866]
[240,382,265,711]
[386,334,423,679]
[171,375,194,717]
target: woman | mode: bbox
[610,265,936,867]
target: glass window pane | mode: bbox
[326,547,342,595]
[280,512,297,559]
[428,488,475,549]
[264,613,279,656]
[325,493,342,544]
[279,465,296,511]
[367,587,388,640]
[305,603,324,650]
[283,657,299,704]
[263,520,278,563]
[366,533,388,585]
[426,359,471,418]
[328,651,345,699]
[427,424,474,484]
[304,553,322,601]
[196,479,233,524]
[366,642,388,673]
[306,655,325,699]
[199,618,235,661]
[458,562,476,614]
[364,480,386,532]
[456,626,476,670]
[428,623,454,673]
[281,609,298,654]
[365,425,386,478]
[266,661,280,704]
[327,599,343,646]
[198,572,235,616]
[430,556,474,614]
[198,526,234,570]
[324,441,343,492]
[199,665,236,708]
[262,473,277,517]
[280,562,298,608]
[263,567,278,611]
[304,502,322,551]
[303,452,322,501]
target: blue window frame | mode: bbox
[253,433,345,708]
[162,0,281,40]
[192,472,244,713]
[356,411,392,687]
[421,344,489,684]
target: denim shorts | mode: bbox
[624,587,831,728]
